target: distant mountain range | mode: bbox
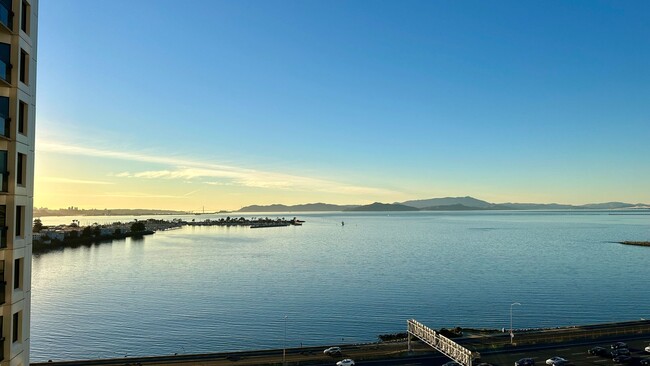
[237,196,650,212]
[238,203,357,212]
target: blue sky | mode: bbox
[35,1,650,210]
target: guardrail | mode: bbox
[461,320,650,350]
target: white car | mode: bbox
[546,357,568,366]
[324,347,342,355]
[645,345,650,353]
[336,359,355,366]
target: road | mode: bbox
[477,337,650,366]
[31,321,650,366]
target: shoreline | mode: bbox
[32,230,155,254]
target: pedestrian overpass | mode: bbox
[407,319,480,366]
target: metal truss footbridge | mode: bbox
[407,319,480,366]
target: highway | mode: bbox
[31,321,650,366]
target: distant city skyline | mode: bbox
[36,1,650,211]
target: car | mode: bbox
[639,359,650,366]
[611,342,628,350]
[546,357,568,365]
[442,362,461,366]
[612,355,632,363]
[588,347,609,356]
[611,349,631,357]
[324,347,342,355]
[336,359,355,366]
[515,358,536,366]
[646,345,650,353]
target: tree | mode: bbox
[33,218,44,233]
[131,222,146,232]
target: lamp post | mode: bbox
[283,316,288,366]
[510,302,521,345]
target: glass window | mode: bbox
[17,153,25,186]
[15,205,22,237]
[0,96,8,138]
[0,261,5,305]
[0,151,6,192]
[0,43,10,83]
[0,0,12,30]
[0,205,5,248]
[19,49,28,84]
[18,100,27,135]
[12,258,19,289]
[21,0,28,34]
[12,311,19,343]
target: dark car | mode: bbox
[612,349,631,357]
[611,342,628,350]
[588,347,609,356]
[442,362,461,366]
[639,359,650,366]
[612,355,632,363]
[515,358,536,366]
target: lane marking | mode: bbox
[572,352,586,355]
[557,349,571,351]
[593,360,608,363]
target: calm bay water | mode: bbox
[31,211,650,361]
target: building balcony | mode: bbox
[0,226,5,248]
[0,58,10,85]
[0,171,7,193]
[0,115,9,139]
[0,1,11,33]
[0,278,4,304]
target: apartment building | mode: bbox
[0,0,37,366]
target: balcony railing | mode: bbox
[0,115,8,138]
[0,1,11,31]
[0,226,6,248]
[0,58,10,84]
[0,171,7,192]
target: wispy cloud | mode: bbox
[41,177,115,185]
[38,141,402,197]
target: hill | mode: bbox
[400,196,494,209]
[344,202,419,212]
[238,203,355,212]
[421,204,488,211]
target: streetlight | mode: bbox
[283,316,288,366]
[510,302,521,345]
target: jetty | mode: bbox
[33,217,304,254]
[619,241,650,247]
[185,217,303,228]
